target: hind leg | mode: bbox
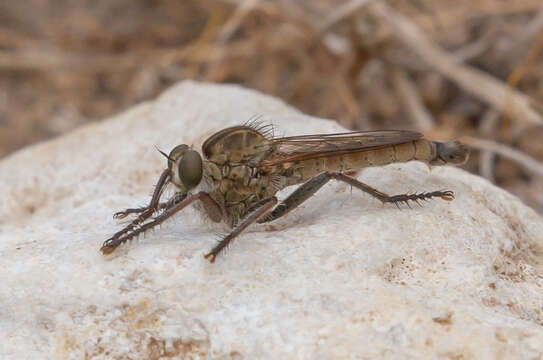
[258,172,454,223]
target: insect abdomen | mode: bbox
[283,139,445,186]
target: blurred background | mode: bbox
[1,0,542,213]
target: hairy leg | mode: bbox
[258,172,453,223]
[101,191,221,254]
[106,169,171,241]
[204,197,278,263]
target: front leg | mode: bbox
[113,191,188,219]
[101,191,220,254]
[113,201,170,219]
[113,169,171,219]
[104,169,171,244]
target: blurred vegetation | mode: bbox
[1,0,542,212]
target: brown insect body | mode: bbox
[200,126,278,228]
[101,123,469,262]
[199,126,450,228]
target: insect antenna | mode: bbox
[155,145,174,162]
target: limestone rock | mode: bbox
[1,81,542,359]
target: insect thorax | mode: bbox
[199,160,279,228]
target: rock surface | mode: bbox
[1,81,543,359]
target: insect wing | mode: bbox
[261,130,423,166]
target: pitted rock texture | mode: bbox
[1,81,542,359]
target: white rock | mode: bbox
[1,81,543,359]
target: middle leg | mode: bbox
[204,197,278,263]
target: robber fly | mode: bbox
[101,123,468,262]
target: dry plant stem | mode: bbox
[462,136,543,178]
[517,8,543,44]
[450,32,493,63]
[0,40,285,73]
[411,0,543,35]
[205,0,264,81]
[479,147,496,183]
[506,18,543,124]
[370,3,543,127]
[0,49,142,72]
[392,68,435,132]
[333,75,362,129]
[159,9,226,68]
[478,109,501,182]
[0,28,43,48]
[216,0,263,42]
[318,0,377,34]
[507,19,543,84]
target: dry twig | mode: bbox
[218,0,266,42]
[319,0,377,34]
[0,49,141,71]
[462,136,543,178]
[392,68,435,131]
[478,109,501,182]
[370,3,543,127]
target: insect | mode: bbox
[101,123,468,263]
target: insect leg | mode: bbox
[114,191,187,219]
[258,172,454,224]
[258,172,331,223]
[112,169,171,219]
[328,172,454,205]
[113,202,170,219]
[204,197,278,263]
[101,191,219,254]
[105,169,171,241]
[199,192,223,223]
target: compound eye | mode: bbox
[167,144,189,171]
[179,150,203,189]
